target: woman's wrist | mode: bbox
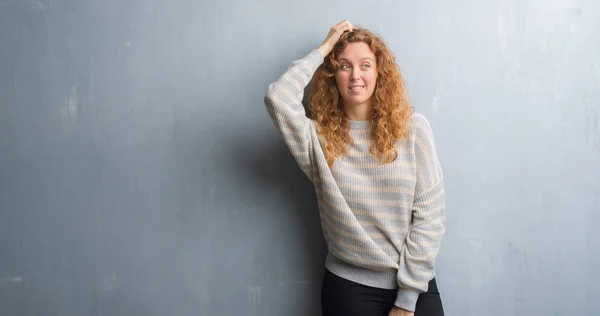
[317,45,331,57]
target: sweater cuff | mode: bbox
[302,49,325,72]
[394,288,420,312]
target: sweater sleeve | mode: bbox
[394,114,446,312]
[264,49,324,180]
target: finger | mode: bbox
[334,20,351,30]
[333,19,348,30]
[342,20,353,33]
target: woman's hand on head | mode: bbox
[317,20,354,57]
[389,306,414,316]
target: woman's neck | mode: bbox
[343,101,373,121]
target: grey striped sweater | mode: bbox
[264,49,446,312]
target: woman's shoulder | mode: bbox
[407,112,432,134]
[405,112,440,147]
[409,112,429,125]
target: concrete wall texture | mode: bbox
[1,0,599,315]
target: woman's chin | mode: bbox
[343,97,371,107]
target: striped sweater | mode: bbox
[264,49,446,312]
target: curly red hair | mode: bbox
[308,28,413,166]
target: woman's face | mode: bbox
[334,42,378,109]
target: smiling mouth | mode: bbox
[349,85,365,91]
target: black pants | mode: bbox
[321,269,444,316]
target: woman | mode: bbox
[264,20,446,316]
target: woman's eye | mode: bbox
[362,64,371,68]
[341,64,350,69]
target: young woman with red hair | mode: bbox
[264,20,446,316]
